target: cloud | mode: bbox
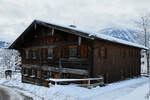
[0,0,150,42]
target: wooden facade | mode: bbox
[9,20,144,86]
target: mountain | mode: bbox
[98,27,144,45]
[0,41,10,48]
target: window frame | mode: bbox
[47,48,53,59]
[32,49,37,59]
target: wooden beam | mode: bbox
[24,41,78,49]
[22,64,89,75]
[52,28,54,36]
[59,47,62,77]
[39,48,42,85]
[88,41,94,77]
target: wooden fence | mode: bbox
[47,77,104,88]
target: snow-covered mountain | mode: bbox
[98,28,144,45]
[0,41,10,48]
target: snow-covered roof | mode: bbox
[9,20,148,49]
[36,20,148,49]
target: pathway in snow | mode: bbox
[83,77,149,100]
[0,86,10,100]
[0,85,32,100]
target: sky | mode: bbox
[0,0,150,42]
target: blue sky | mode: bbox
[0,0,150,42]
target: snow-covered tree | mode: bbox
[135,12,150,75]
[135,13,150,47]
[0,48,21,72]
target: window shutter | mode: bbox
[54,47,59,58]
[78,46,81,58]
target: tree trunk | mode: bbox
[147,50,150,75]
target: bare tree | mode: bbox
[135,13,150,98]
[135,12,150,74]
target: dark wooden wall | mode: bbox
[93,40,141,83]
[20,25,91,71]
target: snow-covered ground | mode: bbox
[0,85,24,100]
[0,73,149,100]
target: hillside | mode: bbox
[98,28,144,45]
[0,41,10,48]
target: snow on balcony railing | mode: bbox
[47,77,104,88]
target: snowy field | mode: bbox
[0,73,149,100]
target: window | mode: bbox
[32,50,36,59]
[48,28,54,36]
[24,68,29,76]
[25,50,29,59]
[31,69,36,77]
[47,71,52,78]
[100,47,107,59]
[69,46,78,57]
[48,48,53,59]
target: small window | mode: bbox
[100,47,107,59]
[31,69,36,77]
[47,71,52,78]
[48,28,54,36]
[48,48,53,59]
[142,61,144,64]
[25,69,28,74]
[32,50,37,59]
[24,69,29,76]
[69,46,78,57]
[25,50,29,59]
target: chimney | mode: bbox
[69,25,76,28]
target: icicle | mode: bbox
[52,28,54,36]
[78,36,81,46]
[34,23,36,30]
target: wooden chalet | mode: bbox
[9,20,147,87]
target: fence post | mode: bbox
[88,80,90,85]
[55,82,57,85]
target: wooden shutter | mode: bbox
[62,47,65,58]
[54,47,59,58]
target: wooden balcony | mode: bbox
[22,64,89,75]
